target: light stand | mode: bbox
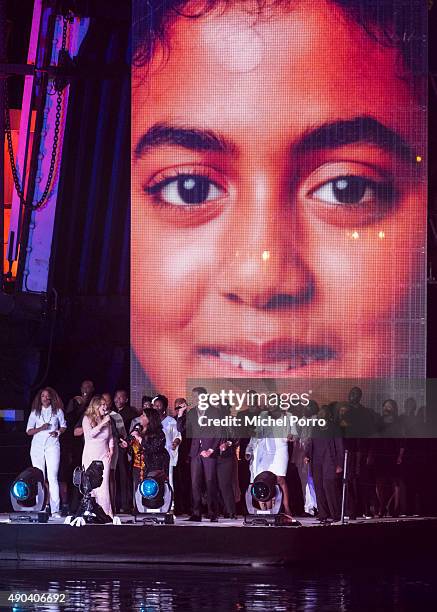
[134,470,174,525]
[341,449,349,524]
[244,483,283,526]
[244,470,301,527]
[9,467,49,523]
[66,461,113,525]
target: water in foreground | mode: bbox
[0,561,435,611]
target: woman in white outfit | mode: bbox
[26,387,66,517]
[245,407,297,518]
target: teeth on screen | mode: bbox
[261,362,290,373]
[229,354,242,367]
[238,358,265,372]
[217,352,314,372]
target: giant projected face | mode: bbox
[131,0,426,403]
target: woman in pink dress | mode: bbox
[82,395,114,517]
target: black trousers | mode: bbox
[345,477,358,519]
[357,463,376,516]
[344,451,358,519]
[174,456,192,515]
[117,448,132,511]
[312,459,342,521]
[190,455,218,517]
[217,456,236,515]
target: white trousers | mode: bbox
[167,464,176,510]
[169,464,174,492]
[30,443,60,513]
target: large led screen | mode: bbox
[131,0,427,409]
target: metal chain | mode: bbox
[4,14,71,210]
[4,83,26,206]
[33,74,62,210]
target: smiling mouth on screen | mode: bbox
[196,340,337,376]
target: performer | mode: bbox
[174,398,192,515]
[337,401,359,521]
[114,389,137,428]
[121,411,148,508]
[26,387,66,518]
[130,408,170,480]
[347,387,377,518]
[114,389,136,512]
[141,396,153,411]
[187,387,221,522]
[103,392,127,514]
[305,404,344,523]
[217,404,238,519]
[370,399,406,518]
[152,395,181,491]
[292,400,319,515]
[82,395,114,517]
[246,402,297,519]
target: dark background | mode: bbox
[0,0,130,510]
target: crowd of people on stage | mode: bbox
[25,381,433,523]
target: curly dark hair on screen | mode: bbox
[132,0,427,77]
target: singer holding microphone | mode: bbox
[82,395,114,517]
[122,409,170,510]
[26,387,66,518]
[120,416,147,508]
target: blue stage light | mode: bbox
[139,478,159,499]
[10,467,47,515]
[11,480,30,501]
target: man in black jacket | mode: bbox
[114,389,137,512]
[186,387,221,522]
[217,439,238,519]
[174,398,192,515]
[305,404,344,523]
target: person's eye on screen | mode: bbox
[145,174,224,206]
[310,176,395,207]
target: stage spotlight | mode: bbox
[73,460,104,494]
[70,460,113,524]
[245,471,300,526]
[9,467,48,522]
[245,471,282,525]
[251,470,277,504]
[139,478,160,500]
[12,480,30,501]
[135,470,174,524]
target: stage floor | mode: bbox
[1,514,436,566]
[1,512,431,527]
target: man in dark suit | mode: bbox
[186,387,221,522]
[114,389,137,512]
[305,404,344,523]
[174,398,192,515]
[217,439,238,519]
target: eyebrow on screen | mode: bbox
[294,116,416,162]
[134,116,416,162]
[134,123,237,157]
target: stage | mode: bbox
[1,514,436,566]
